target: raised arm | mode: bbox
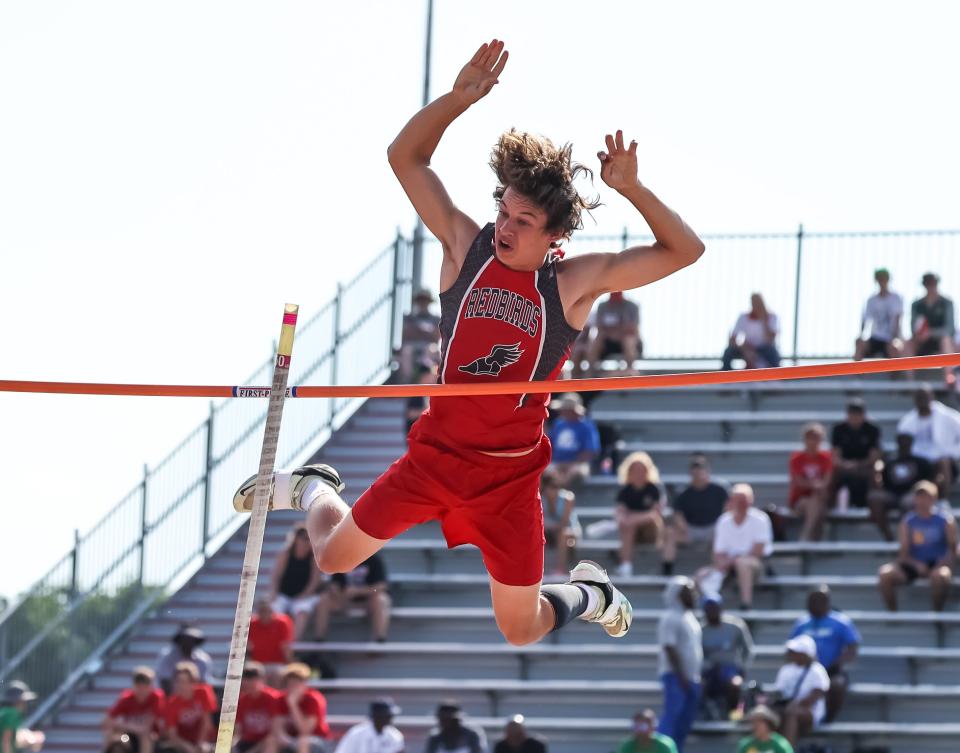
[560,130,704,323]
[387,39,508,287]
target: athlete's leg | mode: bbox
[488,579,556,646]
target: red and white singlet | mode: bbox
[418,222,580,453]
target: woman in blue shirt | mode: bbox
[877,480,957,611]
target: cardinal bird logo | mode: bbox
[458,343,524,376]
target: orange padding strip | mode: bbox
[2,354,959,399]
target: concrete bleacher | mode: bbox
[39,374,960,752]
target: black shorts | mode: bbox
[917,336,944,356]
[826,664,849,686]
[863,337,891,357]
[899,560,938,583]
[599,337,642,360]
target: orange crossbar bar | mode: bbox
[2,354,959,399]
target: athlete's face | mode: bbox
[495,187,562,271]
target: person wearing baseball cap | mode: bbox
[736,706,792,753]
[1,681,45,753]
[614,709,676,753]
[700,594,754,720]
[546,393,600,487]
[854,267,904,362]
[425,700,486,753]
[771,635,830,747]
[878,479,957,611]
[333,698,404,753]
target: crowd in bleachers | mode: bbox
[5,269,960,753]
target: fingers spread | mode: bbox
[628,140,638,155]
[605,133,617,155]
[615,130,625,151]
[597,151,608,162]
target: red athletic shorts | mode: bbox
[351,420,551,587]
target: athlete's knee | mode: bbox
[497,622,539,647]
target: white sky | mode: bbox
[2,0,959,601]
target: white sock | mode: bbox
[298,478,337,511]
[576,584,602,620]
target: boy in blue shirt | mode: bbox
[789,585,861,722]
[547,393,600,486]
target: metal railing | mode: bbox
[420,226,960,361]
[0,233,412,706]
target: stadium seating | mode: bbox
[39,374,960,752]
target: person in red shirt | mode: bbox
[789,422,834,541]
[248,601,294,687]
[233,663,282,753]
[159,662,216,753]
[276,663,329,753]
[103,666,165,753]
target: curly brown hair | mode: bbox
[490,129,600,238]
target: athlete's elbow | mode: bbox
[387,142,428,170]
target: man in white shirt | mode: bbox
[334,698,405,753]
[897,385,960,496]
[773,635,830,748]
[696,484,773,610]
[854,268,904,360]
[721,294,781,370]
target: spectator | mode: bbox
[541,468,581,575]
[248,600,295,686]
[270,524,324,641]
[586,291,642,374]
[700,595,753,720]
[736,706,793,753]
[493,714,547,753]
[159,662,216,753]
[405,362,438,437]
[425,701,487,753]
[770,636,830,749]
[615,710,676,753]
[546,394,600,486]
[399,289,441,379]
[854,267,904,360]
[615,452,666,577]
[868,432,936,541]
[662,454,729,577]
[697,484,773,610]
[568,313,595,377]
[103,667,165,753]
[657,577,702,753]
[156,626,213,696]
[904,272,955,359]
[276,663,329,753]
[233,663,282,753]
[789,586,860,722]
[787,423,833,541]
[828,398,882,509]
[0,681,44,753]
[314,554,390,642]
[897,385,960,496]
[721,294,780,370]
[333,698,403,753]
[878,480,957,611]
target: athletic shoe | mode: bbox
[232,464,344,513]
[569,559,633,638]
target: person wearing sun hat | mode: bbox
[736,706,793,753]
[770,635,830,747]
[0,681,45,753]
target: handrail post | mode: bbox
[329,283,343,428]
[138,464,148,589]
[791,223,804,364]
[69,529,80,600]
[621,225,629,250]
[389,231,403,363]
[201,401,215,561]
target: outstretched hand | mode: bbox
[598,130,640,193]
[452,39,508,105]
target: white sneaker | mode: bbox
[570,560,633,638]
[232,464,344,513]
[616,562,634,578]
